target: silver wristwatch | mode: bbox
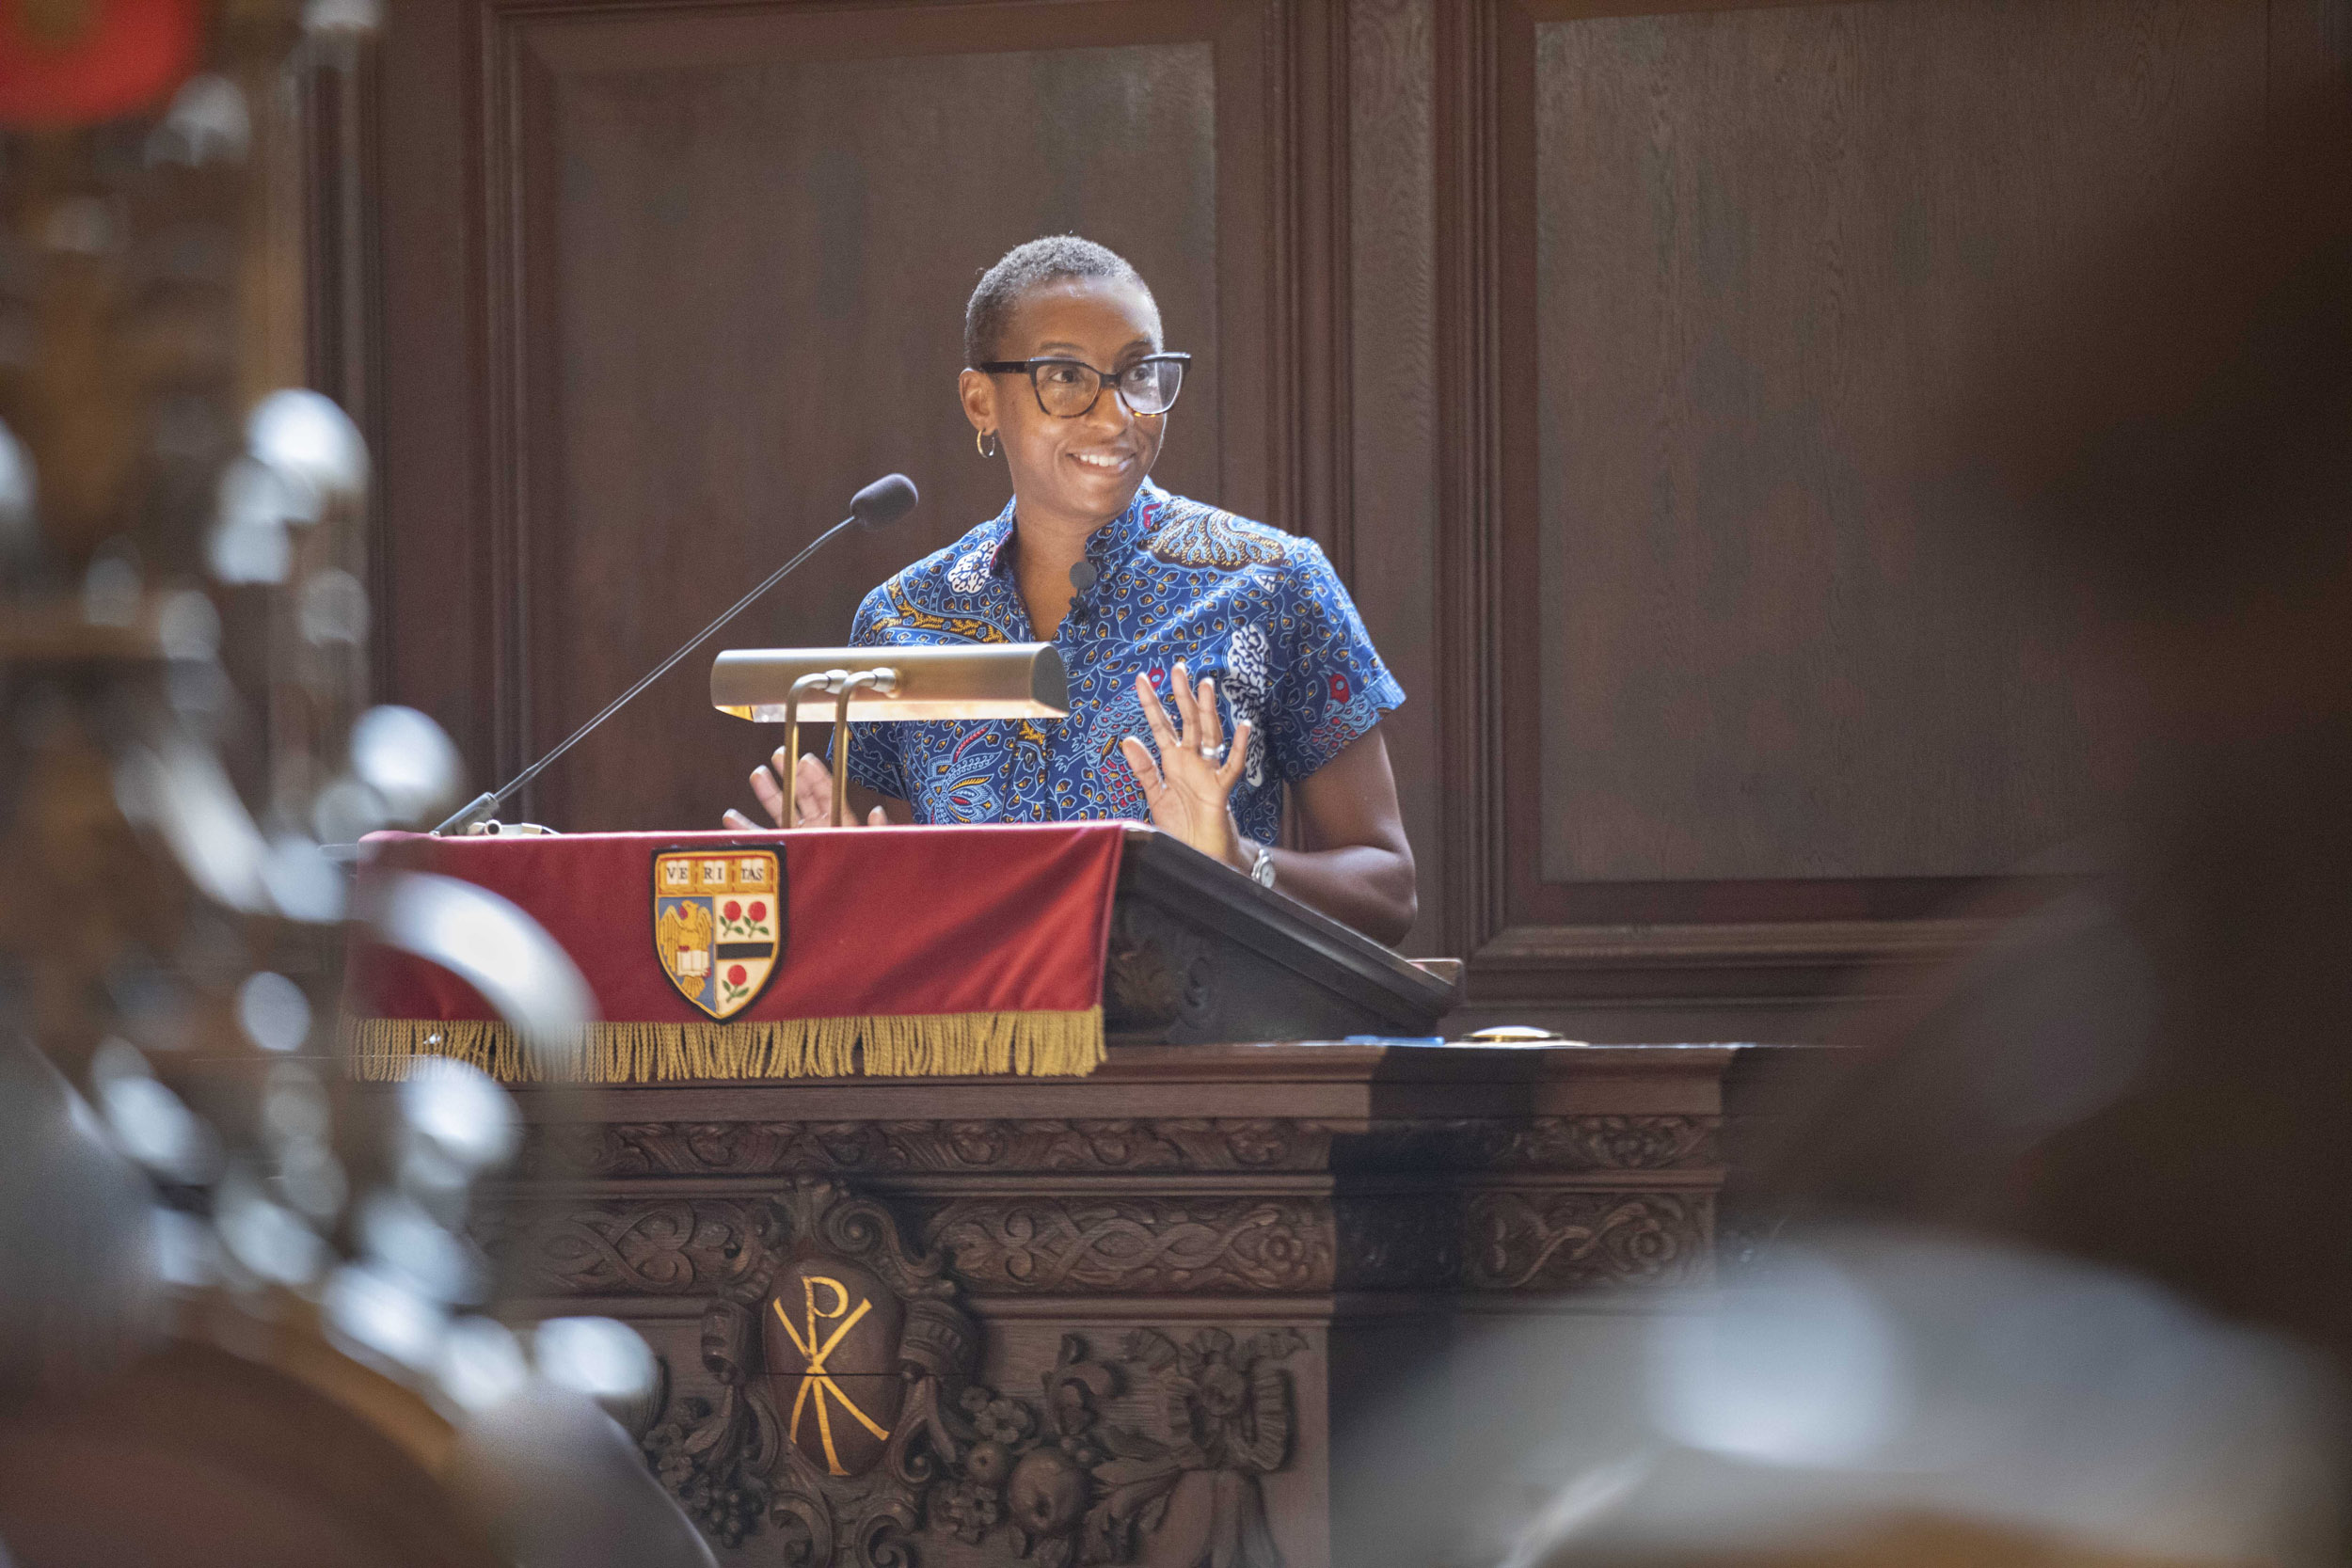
[1248,844,1277,889]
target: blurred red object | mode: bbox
[0,0,199,127]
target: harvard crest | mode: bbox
[653,848,784,1020]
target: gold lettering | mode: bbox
[772,1280,891,1475]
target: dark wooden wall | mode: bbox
[359,0,2345,1040]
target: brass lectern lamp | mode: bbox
[710,644,1071,823]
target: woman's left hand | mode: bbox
[1120,659,1254,868]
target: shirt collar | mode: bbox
[977,497,1019,578]
[983,480,1166,579]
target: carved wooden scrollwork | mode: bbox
[919,1197,1333,1294]
[526,1114,1715,1180]
[521,1199,764,1295]
[1101,902,1217,1034]
[506,1186,1712,1305]
[1462,1192,1711,1291]
[909,1327,1305,1568]
[533,1117,1337,1177]
[639,1179,963,1556]
[1344,1116,1719,1173]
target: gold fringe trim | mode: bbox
[342,1009,1104,1084]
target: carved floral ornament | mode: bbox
[536,1114,1716,1178]
[639,1179,1304,1568]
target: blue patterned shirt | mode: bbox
[841,482,1405,842]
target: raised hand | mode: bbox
[1118,659,1253,867]
[722,750,885,831]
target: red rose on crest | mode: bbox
[726,964,747,987]
[747,901,767,923]
[723,900,741,922]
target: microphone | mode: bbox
[850,472,917,529]
[431,474,919,835]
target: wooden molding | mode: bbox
[1432,0,1507,961]
[1464,917,1992,1009]
[1292,0,1356,575]
[1473,917,1996,968]
[301,38,389,697]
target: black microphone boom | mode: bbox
[431,473,919,835]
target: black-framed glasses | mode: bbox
[974,353,1192,419]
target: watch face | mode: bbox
[1252,851,1276,887]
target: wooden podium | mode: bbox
[465,842,1728,1568]
[1103,826,1457,1045]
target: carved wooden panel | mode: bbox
[492,1180,1720,1302]
[919,1196,1336,1293]
[464,1045,1729,1563]
[593,1180,1322,1566]
[525,1114,1721,1177]
[1461,1190,1710,1291]
[536,1117,1339,1177]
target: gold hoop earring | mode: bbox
[977,430,999,460]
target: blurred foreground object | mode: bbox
[0,0,705,1561]
[1765,73,2352,1389]
[1505,1227,2344,1568]
[454,1383,719,1568]
[1512,72,2352,1568]
[0,0,199,127]
[0,1033,161,1388]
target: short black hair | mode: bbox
[963,236,1159,367]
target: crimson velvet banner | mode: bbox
[344,824,1126,1082]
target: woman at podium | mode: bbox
[727,237,1417,945]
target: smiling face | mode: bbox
[960,276,1168,533]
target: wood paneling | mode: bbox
[1436,0,2328,1035]
[1527,0,2258,888]
[521,24,1225,831]
[376,0,1333,833]
[366,0,2345,1037]
[1346,0,1441,952]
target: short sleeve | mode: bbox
[837,583,911,803]
[1263,538,1407,782]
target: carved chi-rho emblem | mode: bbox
[653,848,783,1020]
[762,1259,905,1477]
